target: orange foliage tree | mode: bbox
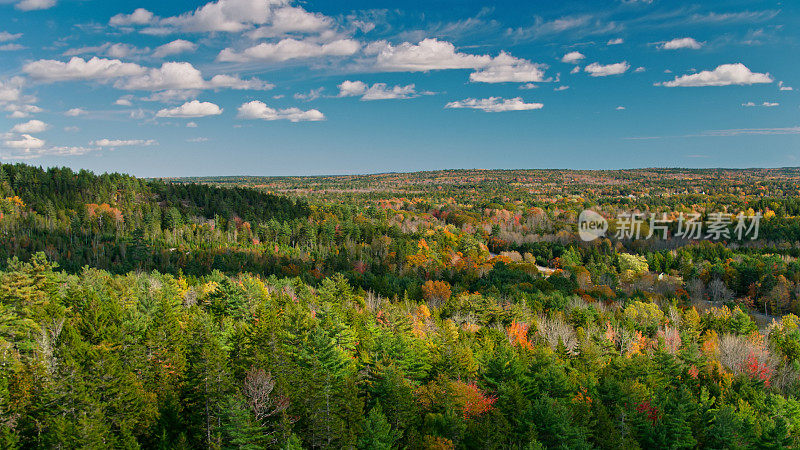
[422,280,451,307]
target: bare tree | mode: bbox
[243,368,290,434]
[708,278,733,303]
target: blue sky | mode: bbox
[0,0,797,176]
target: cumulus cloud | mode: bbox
[607,38,624,45]
[658,63,772,87]
[159,0,287,33]
[153,39,198,58]
[4,104,41,119]
[365,39,548,83]
[661,37,703,50]
[91,139,157,147]
[337,80,419,100]
[110,8,156,26]
[445,97,543,112]
[778,81,793,91]
[246,6,333,38]
[0,32,22,42]
[4,134,44,149]
[584,61,630,77]
[156,100,222,117]
[237,100,324,122]
[561,51,585,64]
[24,57,146,82]
[114,62,207,90]
[0,77,25,103]
[11,119,48,133]
[114,96,133,106]
[23,57,272,93]
[367,38,490,71]
[15,0,55,11]
[64,108,86,116]
[110,0,340,41]
[469,52,548,83]
[218,38,360,62]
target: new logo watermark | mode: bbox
[578,210,762,242]
[578,210,608,242]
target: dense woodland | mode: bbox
[0,163,799,448]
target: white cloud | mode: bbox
[584,61,630,77]
[186,122,198,128]
[367,38,491,71]
[445,97,543,112]
[0,77,24,103]
[4,134,44,149]
[24,57,272,93]
[237,100,324,122]
[207,74,274,90]
[187,137,209,142]
[634,66,646,73]
[63,43,149,59]
[469,52,548,83]
[110,8,156,26]
[661,37,702,50]
[160,0,287,33]
[246,6,333,38]
[15,0,55,11]
[554,85,569,91]
[115,62,206,90]
[337,80,418,100]
[24,56,146,82]
[142,90,199,102]
[690,11,779,24]
[114,96,133,106]
[0,144,100,160]
[153,39,198,58]
[570,65,581,74]
[659,63,772,87]
[778,81,793,91]
[4,103,40,116]
[112,0,340,41]
[561,51,584,64]
[616,106,626,110]
[218,38,360,62]
[607,38,624,45]
[91,139,157,147]
[64,108,86,117]
[0,32,22,42]
[700,126,800,136]
[742,101,779,107]
[520,83,537,90]
[11,119,48,133]
[505,15,606,41]
[0,44,25,51]
[156,100,223,118]
[365,39,548,84]
[294,87,324,101]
